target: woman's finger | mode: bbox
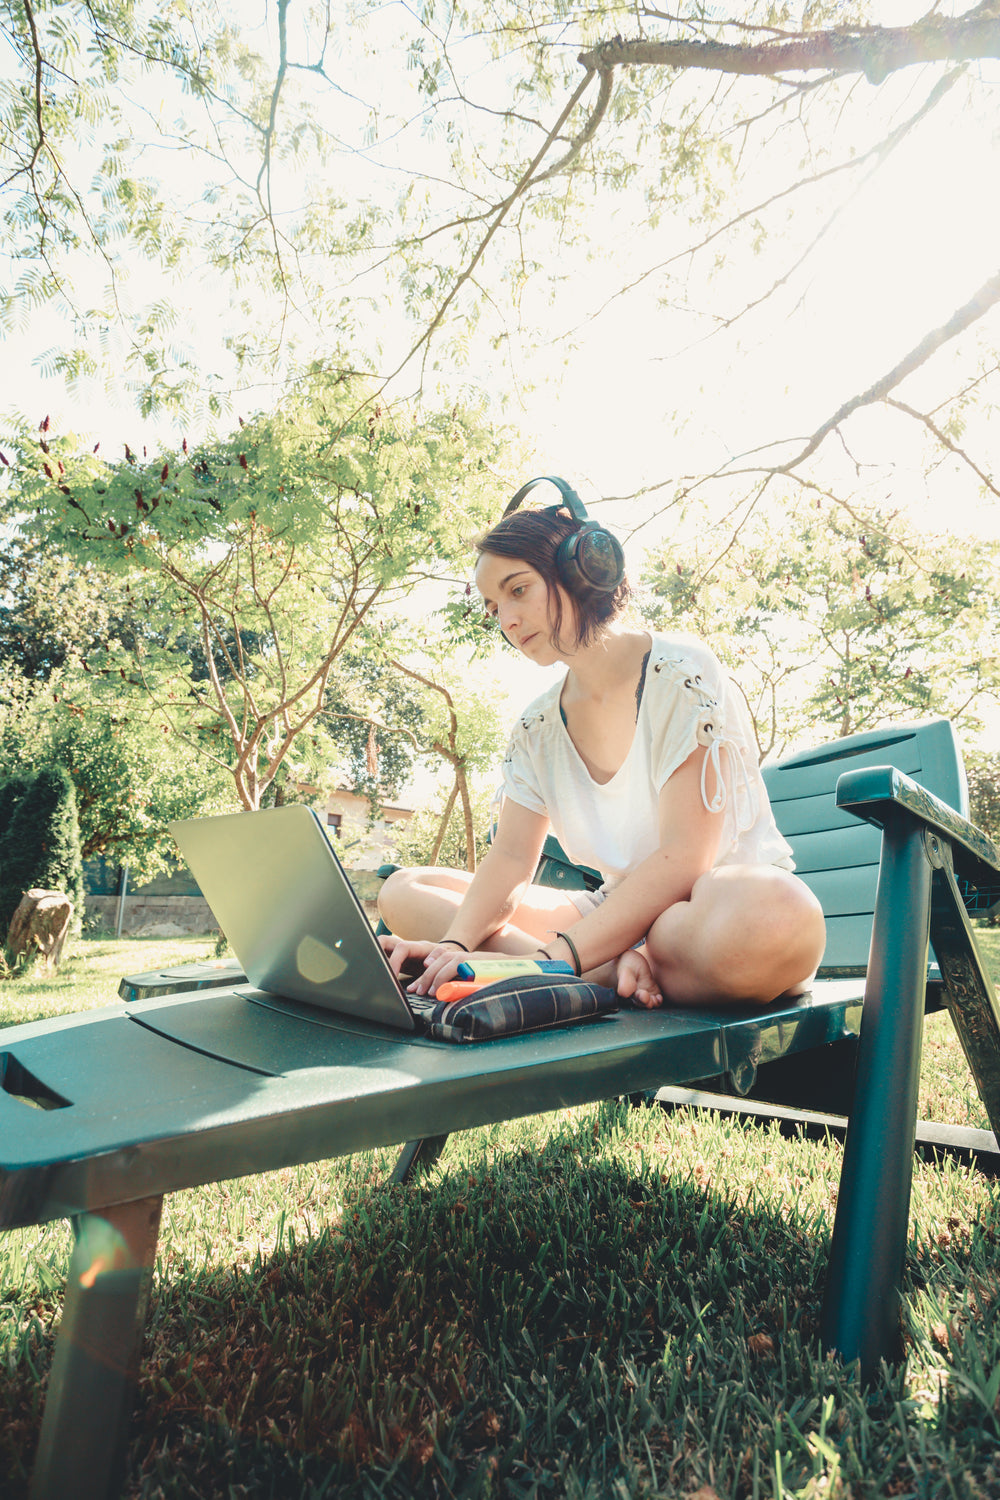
[408,946,462,995]
[381,936,433,977]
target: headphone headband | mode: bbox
[502,475,588,523]
[499,475,625,595]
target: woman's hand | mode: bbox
[615,947,663,1009]
[378,934,438,978]
[378,935,485,998]
[379,935,559,1002]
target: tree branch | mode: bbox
[886,397,1000,499]
[384,65,601,383]
[529,66,615,187]
[21,0,46,177]
[579,11,1000,83]
[778,267,1000,472]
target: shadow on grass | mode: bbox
[4,1102,1000,1499]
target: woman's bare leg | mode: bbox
[645,865,826,1006]
[377,866,584,954]
[381,862,825,1004]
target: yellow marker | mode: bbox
[456,958,574,981]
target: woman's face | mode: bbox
[474,551,578,664]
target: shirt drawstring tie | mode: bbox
[698,726,757,829]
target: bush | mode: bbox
[967,751,1000,845]
[0,772,32,842]
[966,752,1000,928]
[0,765,84,936]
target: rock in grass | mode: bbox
[6,889,74,972]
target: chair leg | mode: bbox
[31,1196,163,1500]
[391,1135,449,1184]
[820,810,932,1380]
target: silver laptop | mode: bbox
[169,805,426,1032]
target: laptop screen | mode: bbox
[169,806,418,1031]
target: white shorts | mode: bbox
[565,886,607,919]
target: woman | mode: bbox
[378,496,825,1008]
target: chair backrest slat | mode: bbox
[763,717,966,976]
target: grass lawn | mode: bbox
[2,931,1000,1498]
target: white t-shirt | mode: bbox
[500,633,794,887]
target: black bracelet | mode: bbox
[537,946,553,960]
[555,930,582,977]
[440,938,470,952]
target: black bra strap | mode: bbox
[559,649,651,728]
[634,650,650,717]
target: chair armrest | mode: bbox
[836,764,1000,902]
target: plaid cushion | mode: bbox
[427,972,618,1044]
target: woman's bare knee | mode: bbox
[646,866,825,1006]
[377,866,471,938]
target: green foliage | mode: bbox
[0,772,33,843]
[967,752,1000,846]
[2,379,510,807]
[967,752,1000,926]
[641,496,1000,754]
[0,537,132,681]
[0,764,83,935]
[324,645,431,811]
[391,777,496,870]
[0,667,231,884]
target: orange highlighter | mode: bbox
[434,979,488,1005]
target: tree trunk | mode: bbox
[429,781,460,866]
[455,763,477,873]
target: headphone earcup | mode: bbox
[555,522,625,593]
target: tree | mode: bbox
[325,623,510,870]
[0,665,231,882]
[0,536,133,681]
[391,778,496,873]
[967,752,1000,847]
[384,651,507,871]
[641,495,1000,755]
[0,531,235,877]
[2,378,510,808]
[4,0,999,477]
[0,763,83,933]
[323,646,431,811]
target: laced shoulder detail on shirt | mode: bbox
[651,648,756,821]
[517,706,549,732]
[502,702,550,768]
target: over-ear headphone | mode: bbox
[502,476,625,594]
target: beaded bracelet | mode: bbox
[554,930,582,977]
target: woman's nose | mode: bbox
[498,598,519,632]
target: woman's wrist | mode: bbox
[439,936,471,953]
[552,930,583,977]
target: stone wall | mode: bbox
[85,869,385,937]
[85,893,218,938]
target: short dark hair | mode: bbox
[474,507,631,649]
